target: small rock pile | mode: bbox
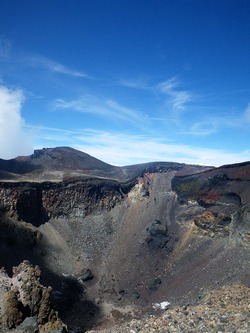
[87,284,250,333]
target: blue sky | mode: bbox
[0,0,250,166]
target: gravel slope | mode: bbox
[87,284,250,333]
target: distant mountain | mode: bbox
[0,146,210,182]
[0,147,115,178]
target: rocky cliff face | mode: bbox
[0,148,249,332]
[172,161,250,239]
[0,179,129,224]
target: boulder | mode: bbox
[81,269,94,282]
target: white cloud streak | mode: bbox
[48,63,89,78]
[118,78,149,90]
[0,38,90,79]
[185,102,250,136]
[119,76,192,112]
[74,130,250,166]
[53,95,145,123]
[0,85,33,159]
[27,55,90,78]
[184,121,218,136]
[158,77,192,111]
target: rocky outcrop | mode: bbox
[0,261,67,332]
[0,184,48,226]
[144,219,173,251]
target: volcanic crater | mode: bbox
[0,147,249,332]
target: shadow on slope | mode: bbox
[0,212,101,332]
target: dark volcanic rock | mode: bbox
[81,269,94,282]
[172,161,250,206]
[146,220,172,251]
[148,219,167,236]
[172,161,250,235]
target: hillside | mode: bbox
[0,147,249,332]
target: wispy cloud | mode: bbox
[157,77,192,111]
[105,99,145,121]
[0,37,88,79]
[0,42,91,79]
[27,55,91,78]
[118,76,249,137]
[49,63,89,78]
[0,85,33,159]
[185,102,250,136]
[52,95,146,123]
[0,36,94,80]
[118,77,149,90]
[185,121,218,136]
[119,76,192,112]
[74,130,250,166]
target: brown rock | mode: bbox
[4,290,23,328]
[0,261,67,331]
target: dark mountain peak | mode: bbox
[31,147,113,171]
[0,147,118,181]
